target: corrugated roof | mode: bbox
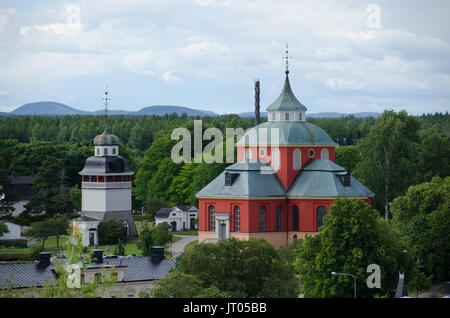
[0,262,55,289]
[236,121,338,146]
[266,75,308,112]
[196,159,286,198]
[104,256,175,282]
[0,255,176,289]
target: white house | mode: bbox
[0,221,21,241]
[155,206,198,232]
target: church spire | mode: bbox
[102,85,110,132]
[283,42,291,75]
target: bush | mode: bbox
[30,245,44,259]
[0,239,28,248]
[133,215,151,222]
[97,219,124,245]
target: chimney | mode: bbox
[254,79,260,125]
[152,246,165,260]
[92,250,103,263]
[38,252,51,268]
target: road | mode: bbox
[168,235,198,259]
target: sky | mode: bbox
[0,0,449,115]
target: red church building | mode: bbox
[196,70,374,248]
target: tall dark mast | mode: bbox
[254,79,260,125]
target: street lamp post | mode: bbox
[331,271,357,298]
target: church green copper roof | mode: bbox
[287,159,375,198]
[266,75,308,112]
[236,121,338,146]
[196,159,286,198]
[94,129,120,146]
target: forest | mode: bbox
[0,110,449,287]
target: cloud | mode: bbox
[0,0,449,114]
[0,88,9,96]
[161,71,181,83]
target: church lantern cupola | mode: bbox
[94,129,120,157]
[267,43,308,122]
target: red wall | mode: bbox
[199,197,373,233]
[237,145,336,190]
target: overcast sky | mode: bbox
[0,0,449,115]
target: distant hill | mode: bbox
[2,101,380,119]
[136,105,217,117]
[11,102,90,115]
[3,102,218,117]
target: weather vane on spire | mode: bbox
[102,85,110,131]
[283,42,291,75]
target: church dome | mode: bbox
[93,129,120,146]
[236,121,337,146]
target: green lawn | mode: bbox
[0,226,183,258]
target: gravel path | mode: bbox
[168,235,198,259]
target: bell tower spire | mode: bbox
[102,85,110,131]
[283,42,291,75]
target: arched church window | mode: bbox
[112,147,116,155]
[122,221,129,239]
[209,206,215,231]
[293,149,301,170]
[96,148,100,155]
[285,113,289,121]
[292,205,299,231]
[317,206,327,231]
[104,148,108,155]
[321,149,329,160]
[259,206,266,232]
[299,113,302,121]
[234,206,240,232]
[272,113,276,120]
[272,149,280,170]
[276,206,283,231]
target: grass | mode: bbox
[174,229,198,236]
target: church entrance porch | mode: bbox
[215,212,230,241]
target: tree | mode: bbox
[335,145,362,174]
[295,198,416,298]
[137,227,153,256]
[97,219,123,245]
[25,219,54,249]
[152,222,173,246]
[51,214,69,248]
[177,238,298,298]
[147,270,228,298]
[114,240,126,256]
[133,135,176,203]
[415,126,450,183]
[143,198,169,220]
[354,110,421,219]
[390,176,450,281]
[0,223,9,237]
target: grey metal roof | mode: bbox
[0,262,56,289]
[236,121,338,146]
[155,208,173,218]
[0,255,175,289]
[287,159,375,198]
[266,74,308,112]
[196,159,286,198]
[79,155,134,175]
[103,256,176,282]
